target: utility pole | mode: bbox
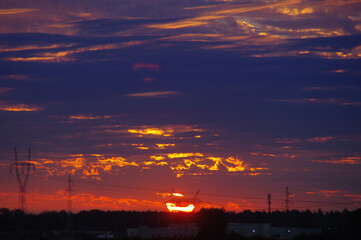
[10,148,35,212]
[267,193,272,214]
[66,172,74,240]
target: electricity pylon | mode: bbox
[10,148,35,212]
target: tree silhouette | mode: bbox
[197,208,227,240]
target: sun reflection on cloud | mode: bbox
[127,125,203,138]
[155,143,175,149]
[25,151,267,179]
[167,153,204,158]
[4,41,147,62]
[276,7,314,16]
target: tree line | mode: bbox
[0,208,360,239]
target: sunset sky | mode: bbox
[0,0,361,213]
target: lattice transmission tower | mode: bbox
[10,148,35,212]
[284,186,293,211]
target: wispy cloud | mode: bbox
[0,43,74,52]
[312,157,361,165]
[4,41,147,63]
[132,62,161,71]
[300,86,341,91]
[276,7,314,16]
[126,125,202,138]
[126,91,180,97]
[69,114,112,120]
[147,0,302,30]
[0,8,36,15]
[273,98,361,106]
[0,75,28,80]
[0,87,12,94]
[308,136,334,142]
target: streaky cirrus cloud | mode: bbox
[312,156,361,165]
[69,114,113,120]
[0,87,12,94]
[132,62,161,71]
[126,91,180,97]
[273,98,361,105]
[308,136,334,142]
[0,8,36,15]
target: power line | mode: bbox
[41,177,359,208]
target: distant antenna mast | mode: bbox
[284,187,293,211]
[66,172,74,213]
[267,193,272,214]
[66,172,75,240]
[193,189,200,202]
[10,148,35,212]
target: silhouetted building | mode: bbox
[271,227,322,239]
[226,223,272,238]
[127,224,198,239]
[128,223,322,239]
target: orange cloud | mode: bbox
[222,157,247,172]
[0,43,74,52]
[129,128,171,136]
[276,7,314,16]
[330,70,345,73]
[155,143,175,149]
[127,125,201,138]
[5,41,146,62]
[0,102,42,111]
[320,190,343,197]
[31,154,140,178]
[21,150,265,179]
[147,0,301,29]
[132,144,149,150]
[126,91,180,97]
[167,153,204,158]
[150,155,166,161]
[314,45,361,59]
